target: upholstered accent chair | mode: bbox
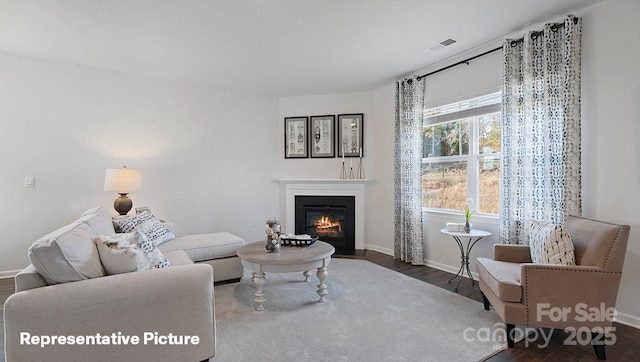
[476,215,630,360]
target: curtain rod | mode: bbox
[416,46,502,81]
[416,16,578,80]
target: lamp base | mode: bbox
[114,193,133,215]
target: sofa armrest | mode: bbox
[494,244,532,263]
[4,264,215,362]
[15,265,47,292]
[521,264,622,329]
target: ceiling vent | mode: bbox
[426,37,458,51]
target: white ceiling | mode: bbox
[0,0,601,97]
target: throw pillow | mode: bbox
[134,218,175,247]
[528,220,576,265]
[135,231,172,269]
[29,221,105,284]
[112,211,175,246]
[94,233,144,275]
[112,211,154,233]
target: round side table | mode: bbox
[440,228,491,292]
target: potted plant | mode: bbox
[464,206,474,233]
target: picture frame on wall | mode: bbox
[338,113,364,157]
[309,115,335,158]
[284,116,309,158]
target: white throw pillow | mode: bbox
[528,220,576,265]
[29,221,105,284]
[94,232,171,272]
[94,233,145,275]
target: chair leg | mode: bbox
[481,292,490,311]
[506,323,515,348]
[592,332,606,360]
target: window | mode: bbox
[422,92,501,214]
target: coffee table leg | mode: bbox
[316,266,328,302]
[303,270,312,282]
[253,272,266,311]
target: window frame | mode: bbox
[422,91,502,216]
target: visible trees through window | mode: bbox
[422,92,501,214]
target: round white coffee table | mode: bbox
[236,241,335,311]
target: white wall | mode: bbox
[578,0,640,326]
[368,0,640,325]
[0,52,280,272]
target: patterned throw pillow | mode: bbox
[135,231,172,269]
[112,211,175,247]
[528,220,576,265]
[112,211,154,233]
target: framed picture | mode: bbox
[284,116,309,158]
[309,115,335,158]
[338,113,364,157]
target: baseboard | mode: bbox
[424,259,479,280]
[614,310,640,329]
[364,244,394,256]
[0,269,20,279]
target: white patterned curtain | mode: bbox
[394,76,425,264]
[500,15,582,244]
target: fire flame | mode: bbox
[313,216,342,234]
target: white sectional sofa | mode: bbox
[3,206,246,362]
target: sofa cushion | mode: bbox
[158,232,245,262]
[79,206,116,235]
[476,257,522,302]
[528,220,576,265]
[28,221,105,285]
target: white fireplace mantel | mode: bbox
[278,179,370,250]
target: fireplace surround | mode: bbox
[279,179,369,251]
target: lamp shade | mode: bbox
[103,167,142,193]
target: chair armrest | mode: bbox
[494,244,532,263]
[4,264,215,362]
[521,264,622,329]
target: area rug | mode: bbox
[213,259,505,361]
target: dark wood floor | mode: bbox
[1,251,639,361]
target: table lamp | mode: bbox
[103,166,142,215]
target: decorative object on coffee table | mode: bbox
[280,234,319,246]
[264,218,281,253]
